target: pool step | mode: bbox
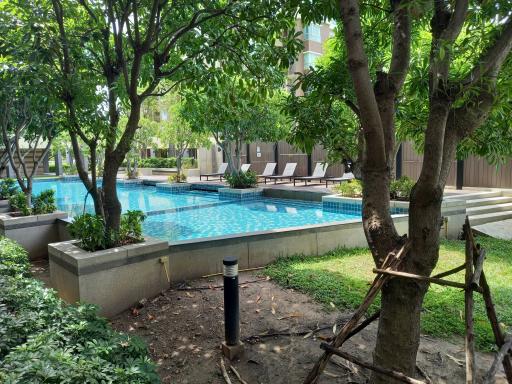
[468,210,512,226]
[444,190,502,201]
[466,196,512,208]
[467,202,512,215]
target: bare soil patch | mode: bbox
[111,273,507,384]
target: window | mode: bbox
[303,52,321,70]
[303,23,321,42]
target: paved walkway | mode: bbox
[473,219,512,240]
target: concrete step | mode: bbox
[444,190,502,201]
[469,210,512,226]
[467,202,512,215]
[466,196,512,208]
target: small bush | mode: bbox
[390,176,415,201]
[69,211,146,252]
[225,170,258,189]
[0,178,18,200]
[139,157,176,168]
[334,179,363,197]
[9,191,31,216]
[32,189,57,215]
[167,173,187,183]
[0,237,159,383]
[119,210,146,244]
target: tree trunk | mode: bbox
[102,156,122,232]
[371,182,443,383]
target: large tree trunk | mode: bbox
[102,156,122,232]
[371,182,443,383]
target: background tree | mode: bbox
[182,77,290,175]
[294,1,512,383]
[47,0,301,235]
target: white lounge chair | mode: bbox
[293,163,329,186]
[200,163,228,181]
[257,162,277,178]
[324,172,355,187]
[263,163,297,184]
[240,164,251,173]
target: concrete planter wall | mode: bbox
[0,199,9,213]
[0,211,68,260]
[219,187,263,201]
[49,237,169,317]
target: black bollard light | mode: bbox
[221,256,244,360]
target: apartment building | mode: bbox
[288,18,336,94]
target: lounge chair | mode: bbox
[324,172,355,187]
[293,163,328,186]
[240,164,251,173]
[263,163,297,184]
[257,162,277,178]
[200,163,228,181]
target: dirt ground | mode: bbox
[109,273,507,384]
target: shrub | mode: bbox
[138,157,176,168]
[69,211,146,252]
[181,157,197,169]
[68,213,109,251]
[119,210,146,244]
[390,176,415,201]
[0,178,18,200]
[225,170,258,189]
[9,191,31,216]
[167,173,187,183]
[334,179,363,197]
[0,237,159,383]
[32,189,57,215]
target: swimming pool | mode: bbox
[33,179,360,242]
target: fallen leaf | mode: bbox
[330,302,335,308]
[185,292,194,298]
[332,323,337,335]
[256,295,262,304]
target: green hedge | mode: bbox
[0,237,160,383]
[137,157,197,169]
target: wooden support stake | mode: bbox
[372,268,468,290]
[483,335,512,384]
[320,343,427,384]
[432,263,466,279]
[471,249,486,290]
[464,220,476,384]
[480,271,512,383]
[303,241,411,384]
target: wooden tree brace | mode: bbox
[483,335,512,384]
[470,249,486,290]
[372,268,469,290]
[320,343,427,384]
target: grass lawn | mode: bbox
[266,236,512,351]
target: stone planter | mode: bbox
[219,187,263,201]
[48,237,170,317]
[0,199,9,213]
[0,211,68,259]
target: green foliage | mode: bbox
[0,237,159,383]
[119,211,146,244]
[168,174,187,183]
[138,157,176,168]
[390,176,415,201]
[266,236,512,351]
[225,170,258,189]
[69,211,146,252]
[333,180,363,197]
[68,213,108,252]
[8,192,31,216]
[0,178,18,200]
[32,189,57,215]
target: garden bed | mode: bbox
[0,236,158,383]
[110,272,505,383]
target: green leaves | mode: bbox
[0,237,159,383]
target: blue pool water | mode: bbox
[32,180,360,242]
